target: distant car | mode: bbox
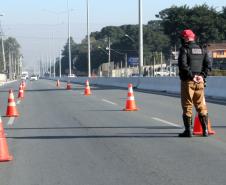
[21,75,27,80]
[21,71,29,79]
[68,74,76,78]
[30,75,38,81]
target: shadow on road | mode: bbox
[5,125,180,130]
[7,133,179,140]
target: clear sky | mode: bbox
[0,0,225,69]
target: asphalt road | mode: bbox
[0,79,226,185]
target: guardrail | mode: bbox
[47,76,226,100]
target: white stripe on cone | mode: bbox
[127,96,135,101]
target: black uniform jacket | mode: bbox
[178,42,211,81]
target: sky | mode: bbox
[0,0,225,70]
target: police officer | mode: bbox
[178,29,211,137]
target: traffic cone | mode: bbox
[123,83,138,111]
[0,118,13,162]
[6,89,19,117]
[0,117,5,137]
[193,113,216,135]
[22,80,26,90]
[18,84,24,99]
[84,80,91,96]
[66,82,72,90]
[56,80,60,87]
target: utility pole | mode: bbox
[160,51,163,73]
[67,0,72,76]
[53,58,56,78]
[8,51,12,79]
[59,51,61,78]
[108,37,111,77]
[125,53,128,77]
[138,0,144,76]
[87,0,91,77]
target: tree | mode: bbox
[157,4,226,46]
[59,4,226,74]
[60,37,79,75]
[1,37,21,77]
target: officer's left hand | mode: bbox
[193,75,204,83]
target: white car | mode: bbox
[30,75,38,81]
[21,75,27,80]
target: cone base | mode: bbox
[0,155,13,162]
[193,131,216,135]
[123,108,139,111]
[84,93,91,96]
[6,115,19,117]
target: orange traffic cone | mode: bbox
[6,89,19,117]
[18,84,24,99]
[0,117,5,137]
[193,113,216,135]
[56,80,60,87]
[84,80,91,96]
[22,80,26,90]
[0,118,13,162]
[123,83,138,111]
[66,82,72,90]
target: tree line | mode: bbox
[57,4,226,76]
[2,4,226,77]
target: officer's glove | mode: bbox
[193,75,204,83]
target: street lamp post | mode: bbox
[59,51,62,78]
[125,34,136,43]
[108,37,111,77]
[51,32,56,78]
[87,0,91,77]
[138,0,144,76]
[67,0,72,76]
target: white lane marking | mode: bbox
[17,100,21,104]
[152,117,182,128]
[7,117,15,126]
[102,99,117,105]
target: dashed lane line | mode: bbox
[152,117,182,128]
[7,117,15,126]
[102,99,117,105]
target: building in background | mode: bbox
[208,42,226,70]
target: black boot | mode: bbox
[198,114,208,137]
[179,115,192,137]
